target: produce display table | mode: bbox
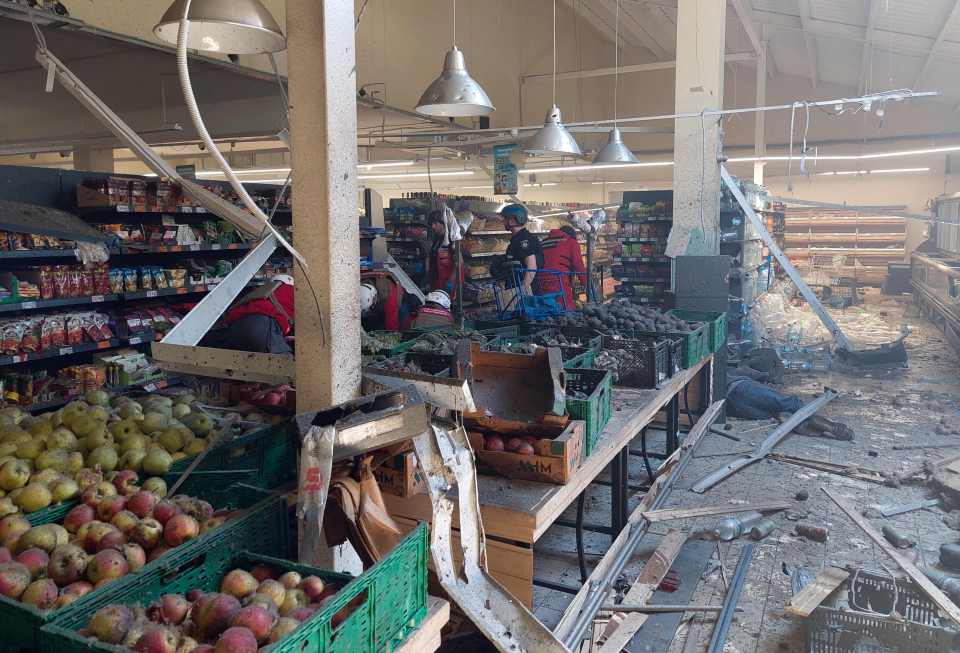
[384,356,713,605]
[395,597,450,653]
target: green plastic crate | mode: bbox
[562,347,596,370]
[669,310,727,353]
[565,368,614,457]
[169,422,297,490]
[4,485,286,653]
[44,524,428,653]
[361,331,426,356]
[629,323,707,369]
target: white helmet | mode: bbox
[360,283,378,313]
[271,274,294,286]
[425,290,451,310]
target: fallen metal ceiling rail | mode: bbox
[555,399,725,650]
[691,389,838,494]
[413,423,570,653]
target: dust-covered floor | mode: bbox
[531,291,960,652]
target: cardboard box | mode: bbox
[374,451,427,498]
[467,420,585,484]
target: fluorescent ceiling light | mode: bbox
[238,179,289,184]
[729,145,960,163]
[358,170,475,180]
[871,167,931,174]
[459,185,495,189]
[524,182,559,187]
[592,181,624,185]
[358,161,416,169]
[520,161,673,174]
[817,167,929,177]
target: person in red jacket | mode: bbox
[537,225,587,309]
[220,274,295,353]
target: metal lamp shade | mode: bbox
[415,47,495,117]
[524,106,582,156]
[592,127,638,164]
[155,0,286,54]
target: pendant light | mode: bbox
[415,0,495,117]
[593,0,638,164]
[154,0,286,54]
[525,0,582,156]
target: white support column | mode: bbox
[668,0,726,257]
[287,0,361,409]
[753,41,767,185]
[73,146,115,172]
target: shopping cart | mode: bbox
[494,268,583,321]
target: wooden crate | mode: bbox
[375,451,427,498]
[467,420,585,484]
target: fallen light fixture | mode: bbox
[593,0,638,165]
[415,0,494,117]
[525,0,581,156]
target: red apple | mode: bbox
[63,504,96,534]
[55,580,93,608]
[298,576,325,601]
[220,569,258,599]
[163,514,200,547]
[213,627,258,653]
[82,482,117,508]
[74,468,103,491]
[47,544,89,586]
[231,605,275,642]
[151,500,181,526]
[147,544,171,563]
[86,549,129,583]
[113,470,139,496]
[288,606,318,623]
[96,495,127,522]
[89,604,135,644]
[0,547,10,564]
[135,625,179,653]
[15,548,49,579]
[130,518,163,550]
[249,565,276,583]
[0,561,30,599]
[148,594,190,625]
[110,510,139,535]
[21,578,58,609]
[126,491,158,519]
[83,522,117,554]
[186,588,204,602]
[193,592,241,640]
[278,571,301,590]
[121,543,146,572]
[96,530,127,552]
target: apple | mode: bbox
[89,604,135,644]
[111,510,140,535]
[221,569,258,599]
[299,576,326,601]
[163,514,200,548]
[82,522,117,554]
[142,477,168,498]
[96,495,127,521]
[0,561,31,599]
[130,518,163,550]
[126,490,159,519]
[121,543,146,572]
[135,625,179,653]
[81,482,116,507]
[74,468,103,491]
[21,578,58,609]
[86,549,129,583]
[0,460,31,492]
[14,548,49,579]
[47,544,89,586]
[149,594,190,625]
[193,592,242,640]
[152,500,182,526]
[267,617,300,644]
[96,530,127,552]
[278,571,302,590]
[256,580,285,608]
[0,514,30,549]
[63,504,96,535]
[55,580,93,608]
[113,470,139,496]
[249,565,276,582]
[213,627,258,653]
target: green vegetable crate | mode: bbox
[43,523,429,653]
[628,322,708,369]
[25,470,259,527]
[565,368,614,457]
[668,310,727,354]
[169,422,298,491]
[4,484,286,653]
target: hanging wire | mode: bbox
[552,0,557,107]
[613,0,620,125]
[452,0,457,47]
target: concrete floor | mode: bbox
[530,291,960,652]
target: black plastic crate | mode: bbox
[806,568,956,653]
[598,335,670,388]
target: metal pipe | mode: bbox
[707,545,755,653]
[599,604,727,614]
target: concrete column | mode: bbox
[753,41,768,185]
[286,0,361,409]
[72,146,115,172]
[667,0,726,257]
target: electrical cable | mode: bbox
[552,0,557,107]
[576,494,588,583]
[639,427,655,482]
[786,104,797,191]
[175,0,305,268]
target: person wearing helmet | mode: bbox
[502,203,543,295]
[217,273,295,353]
[403,289,454,329]
[426,209,462,297]
[359,283,378,316]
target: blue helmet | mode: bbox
[501,203,528,226]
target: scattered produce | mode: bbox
[540,301,692,334]
[80,565,347,652]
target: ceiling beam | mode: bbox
[561,0,668,60]
[859,0,880,94]
[915,0,960,88]
[730,0,775,79]
[797,0,819,88]
[521,51,756,82]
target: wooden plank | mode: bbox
[784,567,849,618]
[596,530,687,653]
[394,597,449,653]
[768,453,886,484]
[642,501,789,523]
[822,487,960,626]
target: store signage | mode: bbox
[176,164,197,180]
[493,144,519,195]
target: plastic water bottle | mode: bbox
[714,511,764,541]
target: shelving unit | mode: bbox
[783,210,906,287]
[612,191,672,306]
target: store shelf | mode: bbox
[618,215,672,223]
[470,230,511,236]
[0,249,82,260]
[615,237,668,243]
[385,237,421,243]
[0,338,121,366]
[0,282,239,314]
[613,256,671,264]
[615,277,670,284]
[123,331,157,346]
[118,242,253,254]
